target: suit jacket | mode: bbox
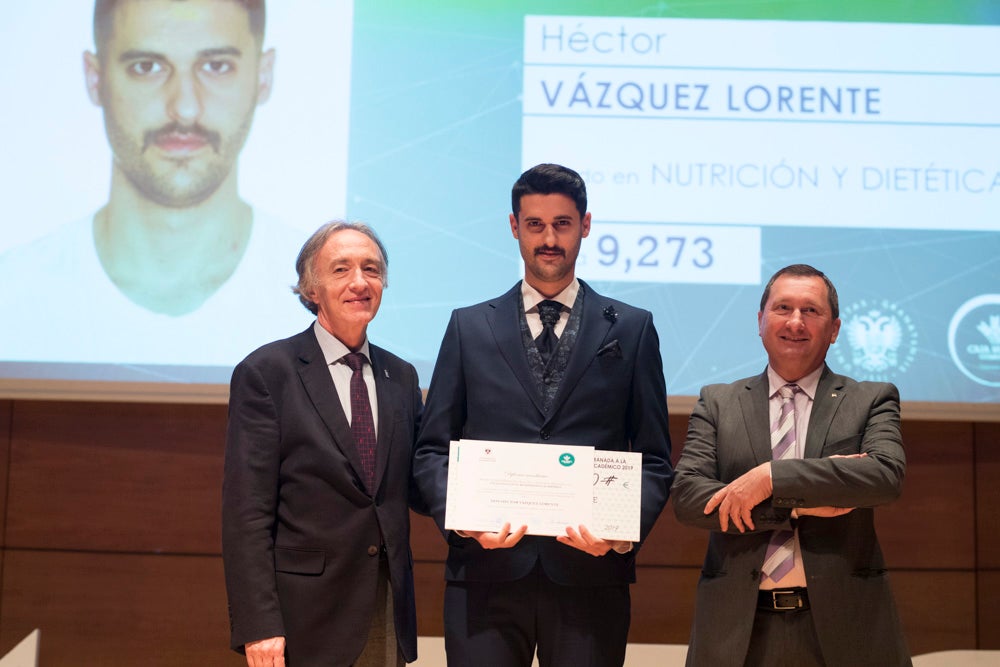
[672,366,910,667]
[412,280,673,586]
[222,326,423,665]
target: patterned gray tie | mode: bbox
[536,300,562,365]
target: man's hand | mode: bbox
[461,522,527,549]
[556,524,622,556]
[703,462,772,532]
[245,636,285,667]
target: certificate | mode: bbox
[592,451,642,542]
[445,440,643,541]
[445,439,594,537]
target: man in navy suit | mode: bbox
[413,163,673,667]
[223,222,423,666]
[672,264,911,666]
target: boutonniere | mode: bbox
[603,305,618,323]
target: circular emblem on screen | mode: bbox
[559,453,576,467]
[948,294,1000,387]
[832,299,917,382]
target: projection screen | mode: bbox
[1,1,998,419]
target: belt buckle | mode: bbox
[771,589,801,611]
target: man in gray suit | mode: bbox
[672,263,911,667]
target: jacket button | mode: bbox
[367,545,379,556]
[540,430,550,440]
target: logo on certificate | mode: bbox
[559,453,576,467]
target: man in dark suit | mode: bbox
[222,222,423,666]
[412,163,673,667]
[672,264,911,666]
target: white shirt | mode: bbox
[312,321,378,434]
[521,279,579,339]
[0,210,312,370]
[760,364,824,590]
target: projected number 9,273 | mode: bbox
[577,223,760,285]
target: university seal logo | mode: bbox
[832,299,917,382]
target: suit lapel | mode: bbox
[487,284,547,416]
[294,330,368,487]
[805,366,846,458]
[740,372,773,465]
[370,346,398,496]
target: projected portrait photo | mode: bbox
[0,1,353,382]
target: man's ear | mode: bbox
[83,51,103,106]
[256,48,275,104]
[509,213,519,239]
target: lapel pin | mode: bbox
[603,305,618,323]
[384,369,390,379]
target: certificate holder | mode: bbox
[445,439,595,537]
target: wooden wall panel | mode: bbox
[0,550,242,666]
[0,398,997,660]
[637,513,706,568]
[628,566,699,645]
[413,561,447,638]
[978,570,1000,650]
[893,570,977,656]
[411,513,447,562]
[976,422,1000,569]
[0,400,10,548]
[6,401,227,553]
[877,420,976,569]
[638,414,713,568]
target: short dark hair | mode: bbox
[759,264,839,319]
[293,222,389,315]
[93,0,266,53]
[511,163,588,219]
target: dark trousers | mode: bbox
[443,562,630,667]
[743,607,825,667]
[353,555,404,667]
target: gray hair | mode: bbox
[293,221,389,314]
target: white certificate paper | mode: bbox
[592,451,642,542]
[446,440,594,537]
[446,440,642,541]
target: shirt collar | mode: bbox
[312,320,371,366]
[766,364,823,401]
[521,278,579,313]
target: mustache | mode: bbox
[534,245,565,257]
[142,122,221,152]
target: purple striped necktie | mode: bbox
[762,383,799,583]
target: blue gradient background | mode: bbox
[348,1,1000,404]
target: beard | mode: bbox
[103,112,255,208]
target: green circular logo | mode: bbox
[559,453,575,467]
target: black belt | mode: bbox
[758,588,809,612]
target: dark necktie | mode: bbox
[536,300,563,365]
[343,352,376,492]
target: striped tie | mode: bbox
[762,383,799,583]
